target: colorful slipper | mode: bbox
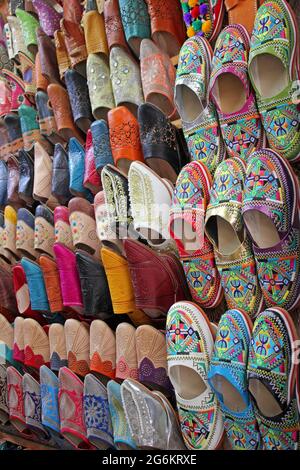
[7,366,32,435]
[121,378,186,450]
[205,158,263,317]
[23,373,49,439]
[49,323,68,371]
[34,205,55,257]
[0,314,14,366]
[64,69,93,134]
[180,0,224,43]
[140,38,177,120]
[90,120,114,173]
[86,53,115,121]
[145,0,185,57]
[83,130,101,195]
[169,161,223,309]
[12,265,37,319]
[64,319,90,378]
[58,366,92,449]
[23,318,50,370]
[248,0,300,162]
[83,373,114,449]
[31,0,62,37]
[33,141,52,203]
[53,243,83,308]
[107,379,137,449]
[51,144,72,205]
[13,317,25,364]
[116,323,138,381]
[68,137,93,200]
[82,0,109,57]
[209,24,265,162]
[0,365,9,424]
[110,46,144,116]
[90,320,116,379]
[242,149,300,310]
[208,309,262,450]
[54,206,74,250]
[21,258,50,312]
[39,255,64,313]
[166,301,224,450]
[104,0,128,52]
[175,36,226,174]
[135,325,172,394]
[15,8,39,55]
[68,197,101,255]
[247,307,300,450]
[118,0,151,57]
[18,149,34,205]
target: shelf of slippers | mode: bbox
[0,423,58,450]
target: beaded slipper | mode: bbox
[242,149,300,310]
[205,157,263,317]
[208,309,262,450]
[169,161,223,309]
[175,36,225,174]
[247,307,300,450]
[248,0,300,162]
[209,24,264,162]
[166,301,224,450]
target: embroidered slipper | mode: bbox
[90,120,114,174]
[23,318,50,371]
[107,379,137,449]
[40,365,74,449]
[140,39,177,120]
[32,0,62,37]
[169,161,223,309]
[175,36,226,175]
[94,191,116,244]
[84,373,114,449]
[7,366,33,435]
[123,239,190,318]
[180,0,224,43]
[68,197,101,255]
[121,378,186,450]
[83,129,102,195]
[205,158,263,318]
[135,325,172,394]
[33,141,53,204]
[166,301,224,450]
[110,47,144,117]
[86,53,115,121]
[101,164,133,237]
[145,0,185,58]
[64,69,93,134]
[247,307,300,450]
[119,0,151,57]
[12,265,38,319]
[0,365,9,424]
[58,366,93,449]
[23,373,50,439]
[2,70,30,113]
[64,319,90,378]
[209,25,265,162]
[5,16,27,62]
[242,149,300,310]
[53,243,83,308]
[49,323,68,371]
[90,319,116,379]
[138,103,186,184]
[248,0,300,162]
[108,106,145,173]
[51,144,72,206]
[16,209,37,260]
[34,205,55,257]
[15,8,39,56]
[208,309,262,450]
[39,255,64,313]
[116,323,138,381]
[54,207,74,250]
[68,137,93,200]
[128,161,173,248]
[104,0,129,52]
